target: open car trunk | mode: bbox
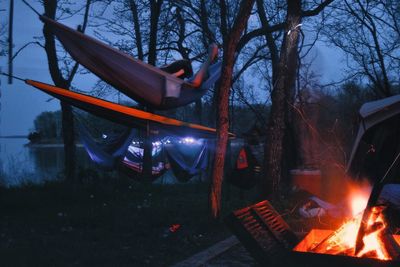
[347,95,400,183]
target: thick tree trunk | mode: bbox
[43,0,76,183]
[263,0,302,196]
[61,102,76,182]
[209,0,255,219]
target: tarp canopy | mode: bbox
[78,120,168,180]
[40,15,221,110]
[165,141,209,182]
[347,95,400,183]
[77,122,136,171]
[26,79,232,139]
[77,121,209,183]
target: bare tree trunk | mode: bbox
[142,0,163,180]
[142,121,153,182]
[209,0,255,219]
[175,6,203,124]
[42,0,90,184]
[256,0,279,81]
[263,0,302,196]
[129,0,144,60]
[60,103,76,182]
[175,7,189,60]
[198,1,215,127]
[199,0,215,49]
[148,0,163,66]
[194,99,203,124]
[7,0,13,84]
[128,0,151,180]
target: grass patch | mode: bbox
[0,177,260,266]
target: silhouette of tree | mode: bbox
[42,0,91,183]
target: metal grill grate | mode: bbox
[225,200,298,266]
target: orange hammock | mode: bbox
[26,79,234,138]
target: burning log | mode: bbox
[355,206,400,260]
[297,204,400,261]
[310,213,363,255]
[379,231,400,260]
[355,183,385,255]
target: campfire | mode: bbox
[294,186,400,261]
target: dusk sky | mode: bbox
[0,0,345,136]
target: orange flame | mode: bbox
[350,196,368,217]
[347,182,371,217]
[356,207,389,260]
[309,184,392,260]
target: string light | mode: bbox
[287,23,302,35]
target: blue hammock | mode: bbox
[165,141,209,182]
[78,122,210,182]
[77,122,136,171]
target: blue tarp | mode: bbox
[77,122,136,171]
[165,141,209,182]
[378,184,400,209]
[78,122,210,182]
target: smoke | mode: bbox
[292,83,367,204]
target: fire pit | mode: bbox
[293,213,400,266]
[291,95,400,266]
[292,190,400,266]
[227,198,400,267]
[292,229,400,267]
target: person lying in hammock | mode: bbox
[39,15,221,109]
[160,60,193,79]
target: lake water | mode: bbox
[0,137,245,187]
[0,137,93,187]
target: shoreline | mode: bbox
[0,136,28,139]
[26,143,84,148]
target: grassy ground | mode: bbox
[0,177,261,267]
